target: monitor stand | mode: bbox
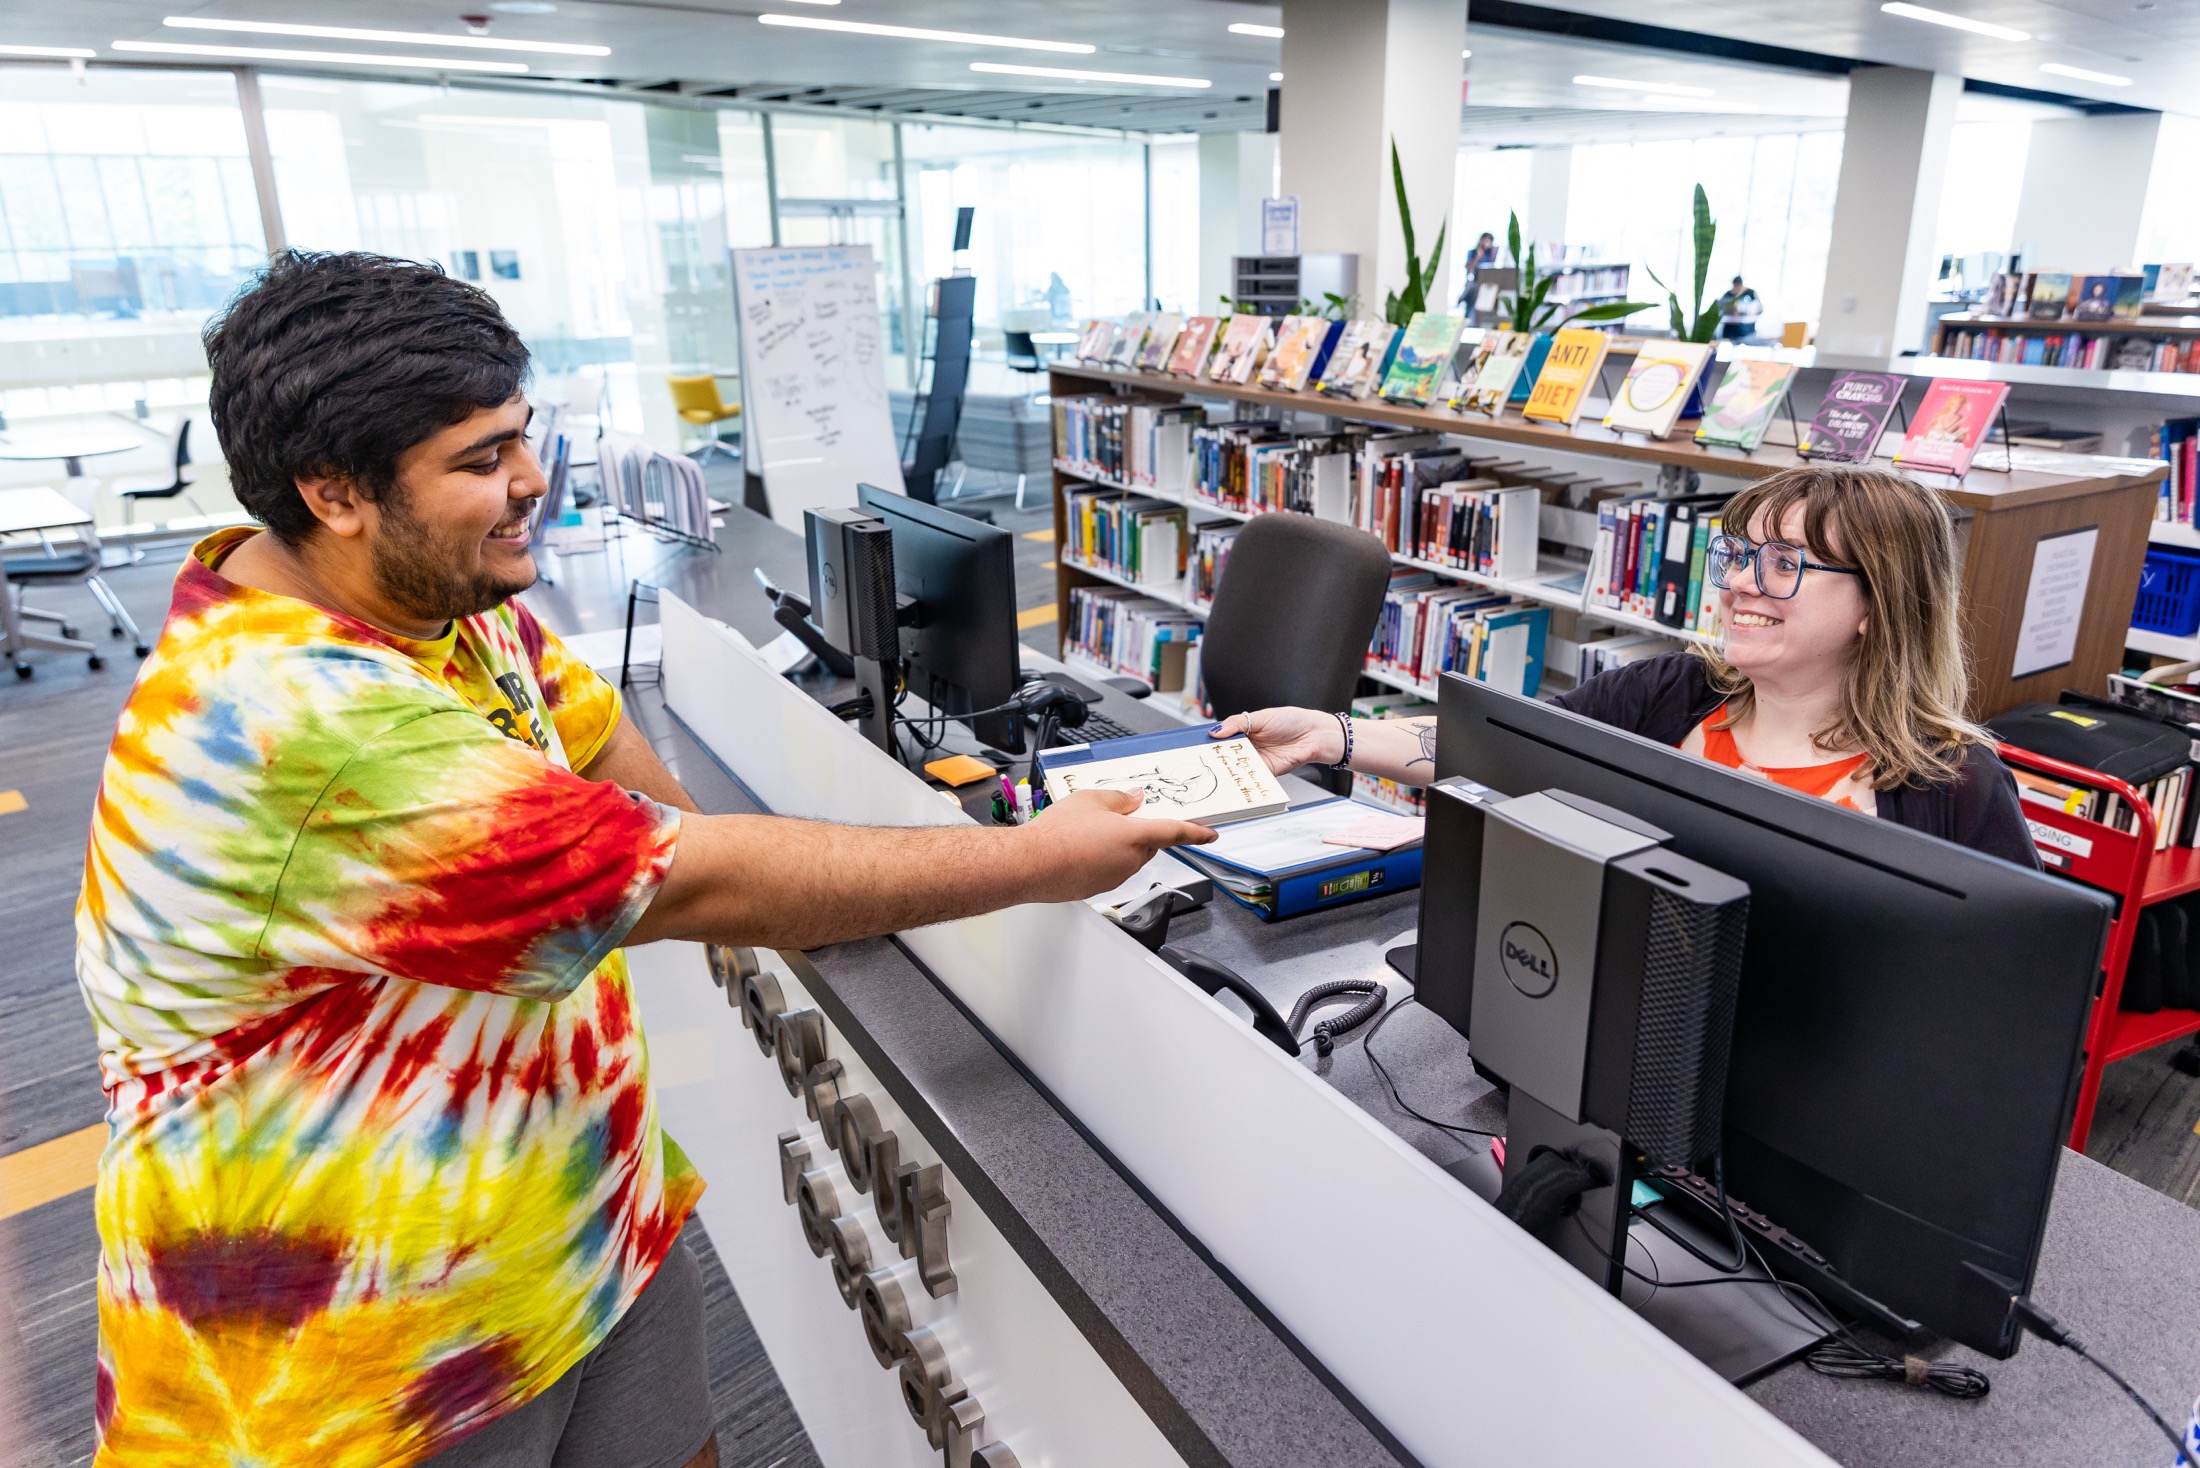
[1622,1193,1829,1384]
[850,653,896,755]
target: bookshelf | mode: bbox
[1048,361,2165,720]
[1933,312,2200,374]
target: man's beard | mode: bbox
[368,487,536,625]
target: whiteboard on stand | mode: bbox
[731,244,907,531]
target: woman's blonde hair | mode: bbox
[1694,464,1985,790]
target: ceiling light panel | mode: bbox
[1228,23,1285,38]
[757,15,1094,54]
[112,40,528,72]
[969,61,1210,88]
[163,16,607,55]
[1573,74,1715,97]
[0,44,97,58]
[1879,4,2031,42]
[2040,61,2133,85]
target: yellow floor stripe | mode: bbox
[1021,530,1053,542]
[1016,604,1056,630]
[0,1122,105,1220]
[0,790,24,816]
[1040,560,1057,570]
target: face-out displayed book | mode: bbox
[1259,315,1340,392]
[1457,330,1532,414]
[1109,312,1153,367]
[1894,378,2010,476]
[1798,370,1905,462]
[1134,312,1183,372]
[1508,332,1557,404]
[2028,274,2072,321]
[1208,313,1275,385]
[1075,319,1115,361]
[1693,359,1798,451]
[1520,327,1610,426]
[1316,320,1399,399]
[2153,263,2195,302]
[2070,275,2119,323]
[1379,311,1465,406]
[1165,316,1222,377]
[1037,726,1290,827]
[1601,339,1712,439]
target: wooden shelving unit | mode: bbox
[1047,361,2165,720]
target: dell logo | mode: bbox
[1500,922,1558,998]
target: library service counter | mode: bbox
[621,518,2200,1468]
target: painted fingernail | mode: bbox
[1208,723,1226,734]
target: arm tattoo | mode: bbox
[1406,718,1437,771]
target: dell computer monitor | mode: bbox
[1429,673,2112,1358]
[855,484,1024,753]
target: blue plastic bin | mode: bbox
[2133,544,2200,638]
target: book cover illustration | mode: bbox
[1602,339,1713,438]
[1461,330,1531,414]
[1108,312,1151,366]
[2028,274,2072,320]
[1521,327,1610,426]
[2112,275,2147,321]
[1379,311,1466,406]
[1042,735,1289,827]
[1259,315,1331,391]
[2154,263,2194,303]
[1166,316,1222,377]
[1135,312,1183,371]
[1209,313,1274,384]
[1317,321,1398,398]
[1075,319,1114,360]
[1799,371,1904,463]
[1693,359,1798,450]
[1895,378,2010,476]
[1509,331,1556,404]
[2070,275,2117,322]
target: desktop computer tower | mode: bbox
[804,506,899,664]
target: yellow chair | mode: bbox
[666,374,740,464]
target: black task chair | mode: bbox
[1199,513,1394,720]
[1003,330,1044,391]
[112,417,206,525]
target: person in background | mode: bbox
[1717,274,1762,341]
[1212,465,2036,868]
[76,250,1212,1468]
[1045,271,1073,324]
[1466,232,1499,272]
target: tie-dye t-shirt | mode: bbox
[76,528,698,1467]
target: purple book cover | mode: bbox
[1800,371,1904,463]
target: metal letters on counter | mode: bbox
[731,949,1016,1467]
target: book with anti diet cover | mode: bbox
[1520,327,1610,426]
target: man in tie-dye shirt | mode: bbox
[77,252,1211,1468]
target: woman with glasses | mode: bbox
[1211,464,2036,866]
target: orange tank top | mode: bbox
[1693,707,1871,811]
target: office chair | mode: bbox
[1198,513,1393,721]
[1003,330,1044,386]
[5,521,148,671]
[666,374,741,465]
[111,417,206,526]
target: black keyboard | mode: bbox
[1067,711,1139,743]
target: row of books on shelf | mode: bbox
[1348,691,1439,815]
[1062,485,1188,586]
[1367,572,1550,697]
[1937,328,2200,373]
[1979,266,2193,323]
[2013,764,2197,852]
[1589,495,1727,633]
[1064,584,1203,696]
[2156,420,2200,526]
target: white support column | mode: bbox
[1198,131,1279,315]
[1525,146,1572,258]
[2011,112,2165,272]
[1279,0,1464,314]
[234,68,287,255]
[1815,66,1961,358]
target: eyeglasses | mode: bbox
[1706,534,1863,601]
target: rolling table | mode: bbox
[0,485,101,675]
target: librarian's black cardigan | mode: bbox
[1551,652,2040,870]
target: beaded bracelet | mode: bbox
[1331,711,1355,772]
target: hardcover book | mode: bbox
[2070,275,2118,323]
[1379,311,1466,406]
[1259,315,1335,392]
[1601,339,1713,438]
[2028,273,2072,321]
[1038,728,1290,827]
[1693,359,1798,451]
[1316,321,1399,399]
[1165,316,1222,377]
[1520,327,1610,426]
[1209,313,1274,384]
[1109,312,1153,366]
[1798,371,1904,463]
[1075,318,1115,361]
[1895,378,2010,476]
[1459,330,1532,414]
[1135,312,1183,371]
[2112,275,2148,321]
[1509,332,1556,404]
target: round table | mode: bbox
[0,427,148,477]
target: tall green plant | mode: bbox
[1382,140,1448,327]
[1643,184,1722,343]
[1497,210,1651,333]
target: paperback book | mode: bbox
[1798,371,1904,463]
[1209,313,1275,385]
[1134,313,1183,371]
[1508,332,1556,404]
[1379,311,1466,406]
[1601,339,1712,439]
[1457,330,1531,414]
[1075,319,1115,361]
[2070,275,2119,323]
[1693,359,1798,451]
[1520,327,1610,426]
[1317,321,1399,399]
[1259,315,1340,392]
[1166,316,1222,377]
[1895,378,2010,476]
[1038,727,1290,827]
[1108,312,1152,367]
[2028,274,2072,320]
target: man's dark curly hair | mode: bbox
[203,250,530,545]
